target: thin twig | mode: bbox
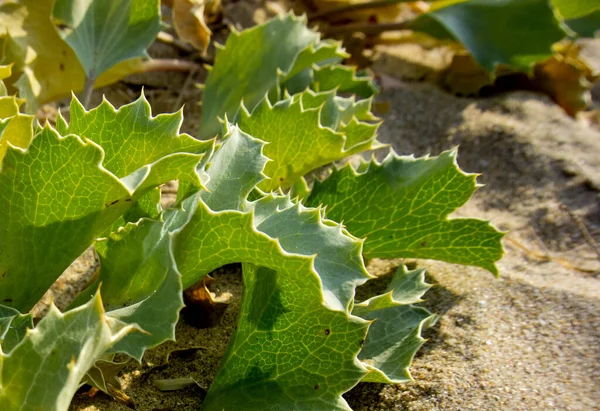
[156,31,216,65]
[157,31,194,53]
[172,67,198,112]
[323,20,411,36]
[559,203,600,262]
[504,235,598,275]
[309,0,416,20]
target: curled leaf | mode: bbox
[533,42,599,116]
[83,356,134,409]
[172,0,221,55]
[182,275,232,328]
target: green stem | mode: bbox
[81,74,95,109]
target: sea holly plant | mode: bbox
[0,14,503,411]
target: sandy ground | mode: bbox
[41,30,600,411]
[64,83,600,411]
[345,83,600,411]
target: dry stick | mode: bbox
[559,203,600,263]
[309,0,417,20]
[172,67,199,112]
[323,20,412,36]
[140,58,203,73]
[79,59,201,108]
[156,31,215,65]
[504,235,598,274]
[157,31,194,53]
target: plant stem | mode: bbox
[309,0,417,20]
[81,75,96,108]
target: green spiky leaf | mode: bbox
[0,305,33,353]
[202,264,368,410]
[0,292,139,411]
[305,150,504,274]
[0,86,34,164]
[64,96,213,181]
[354,267,437,383]
[0,127,132,312]
[168,126,373,408]
[72,219,185,361]
[312,65,378,97]
[237,90,380,191]
[52,0,161,80]
[198,14,346,138]
[0,95,211,312]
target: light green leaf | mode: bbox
[552,0,600,19]
[295,90,378,128]
[0,292,139,411]
[109,186,162,233]
[237,90,380,191]
[200,123,268,212]
[198,13,345,138]
[312,65,378,97]
[279,39,347,84]
[201,264,368,410]
[65,95,213,180]
[93,219,184,361]
[166,128,373,408]
[0,64,11,95]
[186,122,370,311]
[52,0,161,80]
[0,95,212,312]
[0,305,33,353]
[409,0,568,72]
[276,39,350,96]
[353,266,431,317]
[305,150,504,275]
[353,266,437,383]
[0,127,132,312]
[564,10,600,37]
[277,39,348,96]
[0,94,34,164]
